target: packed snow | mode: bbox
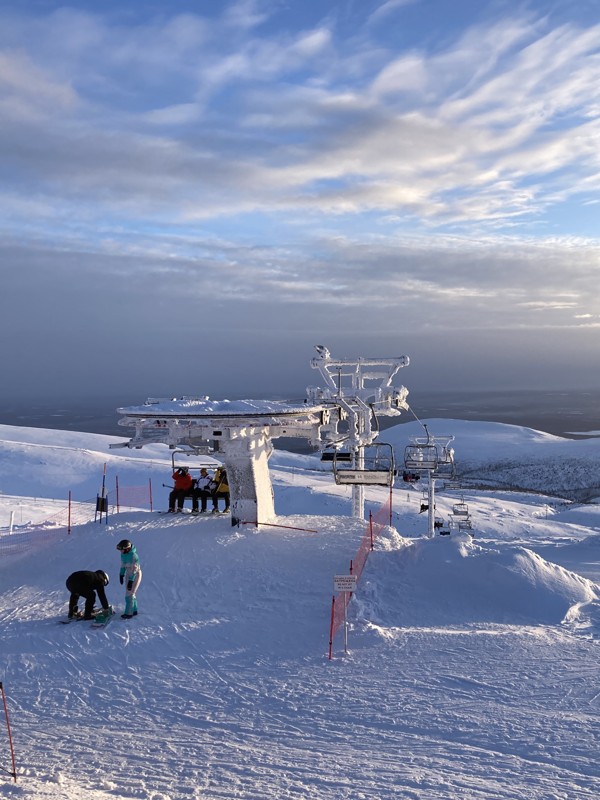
[0,419,600,799]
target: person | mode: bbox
[116,539,142,619]
[212,467,230,513]
[66,570,111,620]
[169,467,194,512]
[192,468,217,513]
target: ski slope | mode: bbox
[0,421,600,799]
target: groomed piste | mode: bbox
[0,419,599,799]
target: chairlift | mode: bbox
[404,432,455,473]
[332,442,396,487]
[171,449,218,474]
[404,443,439,471]
[452,501,469,518]
[443,480,462,490]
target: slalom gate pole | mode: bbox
[369,510,374,551]
[101,463,107,524]
[389,483,393,526]
[149,478,153,512]
[115,475,120,514]
[0,682,17,782]
[328,595,335,660]
[67,491,72,535]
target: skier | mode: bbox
[66,570,111,620]
[116,539,142,619]
[169,467,194,512]
[192,468,218,513]
[212,467,230,513]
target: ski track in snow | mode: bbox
[0,421,599,799]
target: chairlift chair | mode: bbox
[332,442,395,487]
[171,449,217,474]
[404,443,439,471]
[452,501,469,518]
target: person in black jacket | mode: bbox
[66,570,111,620]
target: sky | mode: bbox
[0,0,599,400]
[1,420,600,798]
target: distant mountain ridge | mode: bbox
[383,419,600,501]
[1,418,600,504]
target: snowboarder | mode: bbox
[169,467,194,512]
[66,570,111,620]
[116,539,142,619]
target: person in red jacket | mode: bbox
[168,467,194,512]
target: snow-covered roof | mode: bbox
[117,397,324,418]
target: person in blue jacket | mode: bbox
[116,539,142,619]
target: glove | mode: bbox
[127,580,133,591]
[119,575,124,585]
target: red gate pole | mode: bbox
[0,682,17,782]
[149,478,153,512]
[328,595,336,660]
[67,491,72,535]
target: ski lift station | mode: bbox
[111,346,410,526]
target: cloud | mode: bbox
[0,7,597,231]
[0,3,599,396]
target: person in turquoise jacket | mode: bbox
[116,539,142,619]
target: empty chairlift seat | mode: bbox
[332,443,396,487]
[452,502,469,518]
[404,443,439,471]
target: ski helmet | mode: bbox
[96,570,109,586]
[116,539,132,553]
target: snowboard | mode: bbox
[91,607,115,628]
[59,607,113,626]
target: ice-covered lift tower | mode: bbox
[111,346,410,525]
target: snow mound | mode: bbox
[356,533,598,629]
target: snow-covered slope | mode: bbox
[385,419,600,500]
[1,421,600,799]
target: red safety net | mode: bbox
[328,491,392,658]
[115,477,153,512]
[116,485,152,511]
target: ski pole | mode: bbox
[0,682,17,782]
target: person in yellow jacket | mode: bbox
[211,467,230,513]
